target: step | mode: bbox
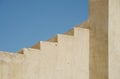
[0,51,15,62]
[17,48,41,54]
[55,34,74,51]
[47,34,74,43]
[73,27,89,36]
[57,34,74,43]
[31,41,58,50]
[17,48,27,54]
[64,21,89,36]
[64,27,89,37]
[0,50,25,63]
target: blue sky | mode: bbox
[0,0,88,52]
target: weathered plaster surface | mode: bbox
[89,0,108,79]
[0,0,120,79]
[0,28,89,79]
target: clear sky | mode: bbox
[0,0,88,52]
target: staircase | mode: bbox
[0,21,89,79]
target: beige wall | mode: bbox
[0,27,89,79]
[89,0,108,79]
[89,0,120,79]
[0,0,120,79]
[109,0,120,79]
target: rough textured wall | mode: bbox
[0,0,120,79]
[0,27,89,79]
[89,0,108,79]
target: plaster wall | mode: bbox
[0,0,120,79]
[89,0,108,79]
[0,28,89,79]
[109,0,120,79]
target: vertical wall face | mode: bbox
[89,0,108,79]
[0,28,89,79]
[0,54,25,79]
[72,28,89,79]
[109,0,120,79]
